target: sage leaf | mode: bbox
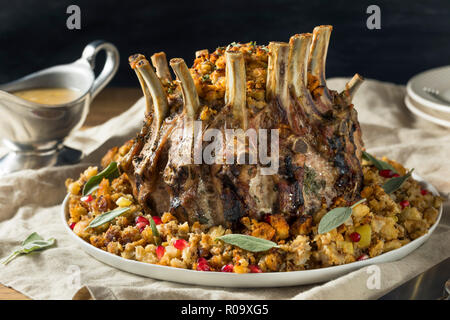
[149,215,161,245]
[318,199,367,234]
[382,169,413,194]
[216,234,278,252]
[362,151,398,173]
[82,162,120,196]
[22,232,43,245]
[1,232,56,265]
[86,207,130,229]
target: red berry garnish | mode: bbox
[81,194,93,202]
[221,264,234,272]
[399,200,410,209]
[392,173,400,177]
[135,216,149,232]
[152,216,162,225]
[136,222,148,232]
[156,245,165,259]
[264,215,271,224]
[349,232,361,242]
[379,169,395,178]
[69,222,76,230]
[196,257,210,271]
[135,216,149,224]
[357,254,369,261]
[174,239,189,250]
[249,265,262,273]
[420,189,429,195]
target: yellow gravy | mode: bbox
[13,87,81,105]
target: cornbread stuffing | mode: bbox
[66,157,442,272]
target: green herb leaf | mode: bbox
[149,215,161,245]
[318,199,367,234]
[86,207,130,229]
[1,232,56,265]
[216,234,278,252]
[82,162,120,196]
[22,232,43,246]
[382,170,414,194]
[362,151,398,173]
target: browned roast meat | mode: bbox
[119,25,365,228]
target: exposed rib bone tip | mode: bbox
[151,52,172,82]
[308,25,333,101]
[129,53,146,69]
[195,49,209,58]
[266,42,290,105]
[170,58,200,119]
[225,50,247,129]
[289,33,312,97]
[135,57,168,127]
[341,73,365,102]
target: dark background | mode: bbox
[0,0,449,86]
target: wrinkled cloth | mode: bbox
[0,78,449,300]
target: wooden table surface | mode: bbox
[0,87,142,300]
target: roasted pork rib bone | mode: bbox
[129,54,152,114]
[225,51,248,130]
[266,42,290,106]
[341,73,364,104]
[288,33,312,98]
[133,58,168,131]
[170,58,200,119]
[308,25,333,103]
[151,52,172,82]
[132,58,169,176]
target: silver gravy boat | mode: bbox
[0,40,119,174]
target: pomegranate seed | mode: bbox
[399,200,410,209]
[349,232,361,242]
[221,264,234,272]
[174,239,189,250]
[196,258,210,271]
[357,254,369,261]
[392,173,400,177]
[135,216,149,232]
[156,245,165,259]
[249,265,262,273]
[420,189,429,195]
[69,222,76,230]
[81,194,93,202]
[379,169,395,178]
[264,215,271,224]
[152,216,162,225]
[135,216,149,224]
[136,222,148,232]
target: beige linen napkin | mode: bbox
[0,78,449,300]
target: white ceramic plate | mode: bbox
[405,96,450,128]
[61,173,442,288]
[406,65,450,115]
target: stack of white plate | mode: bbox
[406,66,450,128]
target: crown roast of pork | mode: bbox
[108,25,365,229]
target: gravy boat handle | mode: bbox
[81,40,120,98]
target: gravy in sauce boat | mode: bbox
[13,87,81,105]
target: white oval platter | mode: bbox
[61,173,442,288]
